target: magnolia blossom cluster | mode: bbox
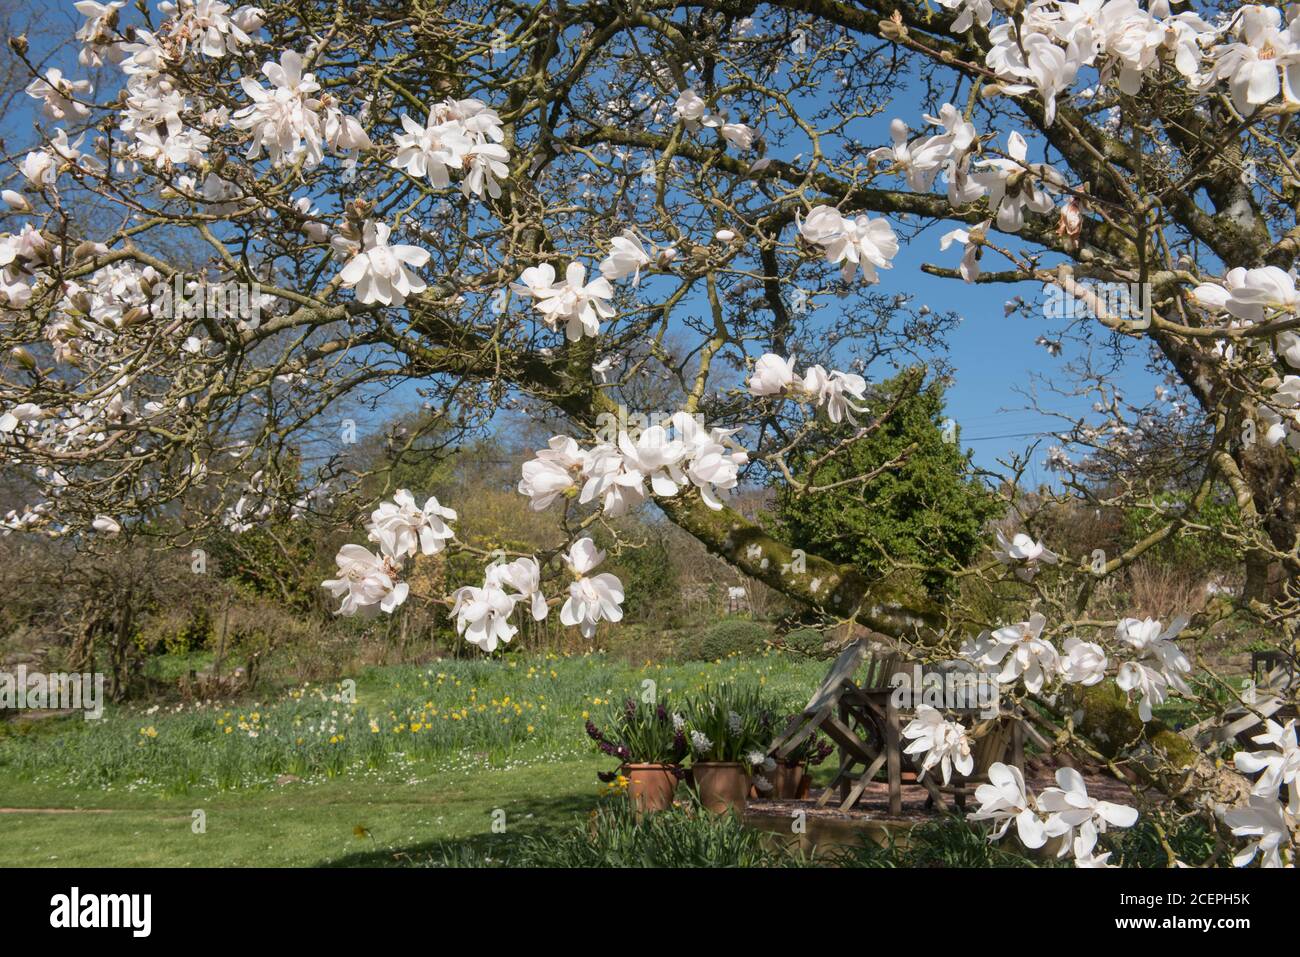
[450,538,624,650]
[1228,719,1299,867]
[673,88,756,150]
[747,353,869,425]
[518,416,748,516]
[322,490,457,617]
[389,98,510,200]
[797,206,899,284]
[969,763,1139,867]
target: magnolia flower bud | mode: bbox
[8,34,27,56]
[878,11,908,41]
[11,346,36,369]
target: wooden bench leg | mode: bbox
[886,697,902,816]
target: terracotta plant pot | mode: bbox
[623,763,679,814]
[692,761,751,814]
[766,762,808,800]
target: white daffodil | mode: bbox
[1234,719,1300,814]
[902,705,974,785]
[1059,637,1109,686]
[322,543,408,617]
[560,538,625,638]
[367,489,456,559]
[969,613,1059,693]
[968,761,1048,848]
[1037,767,1139,860]
[995,530,1059,581]
[338,220,430,306]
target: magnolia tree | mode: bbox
[2,0,1300,866]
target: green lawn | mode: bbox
[0,651,826,867]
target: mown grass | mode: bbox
[0,651,826,866]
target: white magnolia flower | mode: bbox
[748,353,800,397]
[1115,615,1193,704]
[25,69,93,122]
[868,119,953,192]
[902,705,974,785]
[1192,266,1300,323]
[1116,660,1172,722]
[518,435,587,510]
[450,582,518,652]
[560,538,625,638]
[939,221,988,282]
[338,221,430,306]
[936,0,992,33]
[0,403,43,433]
[486,556,548,621]
[969,613,1058,693]
[323,543,408,617]
[616,426,687,498]
[798,365,869,424]
[973,132,1060,232]
[231,50,327,168]
[1224,794,1294,868]
[389,110,473,188]
[672,412,748,510]
[520,262,615,340]
[797,206,898,283]
[1037,767,1139,860]
[719,123,755,150]
[674,88,708,127]
[1059,637,1109,686]
[599,231,652,285]
[1203,5,1300,117]
[968,762,1048,848]
[1234,719,1300,814]
[367,489,457,559]
[995,530,1059,581]
[985,27,1082,127]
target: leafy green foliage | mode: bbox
[774,369,1001,596]
[687,619,771,660]
[1120,490,1241,576]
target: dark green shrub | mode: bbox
[686,620,771,660]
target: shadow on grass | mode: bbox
[315,791,598,868]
